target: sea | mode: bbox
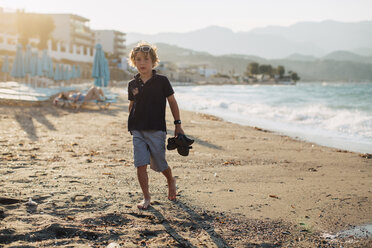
[173,82,372,154]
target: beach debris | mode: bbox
[335,149,348,153]
[200,113,221,121]
[107,242,120,248]
[359,153,372,159]
[223,160,241,166]
[103,173,112,176]
[86,158,93,163]
[26,198,38,206]
[308,167,317,172]
[72,195,90,202]
[269,195,279,199]
[66,215,75,220]
[47,155,63,162]
[254,126,269,132]
[90,150,100,156]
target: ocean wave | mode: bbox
[174,83,372,153]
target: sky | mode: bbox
[0,0,371,34]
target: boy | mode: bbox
[127,42,184,209]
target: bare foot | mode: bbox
[137,198,151,209]
[168,177,177,200]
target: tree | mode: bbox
[17,12,55,50]
[246,62,259,76]
[258,64,266,75]
[17,11,37,46]
[266,65,273,77]
[277,65,285,78]
[291,72,300,82]
[36,15,55,50]
[259,64,273,77]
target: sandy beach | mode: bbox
[0,92,371,247]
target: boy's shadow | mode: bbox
[149,201,230,248]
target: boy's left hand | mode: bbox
[175,125,184,136]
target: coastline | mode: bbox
[173,82,372,155]
[0,93,371,247]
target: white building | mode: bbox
[94,30,126,58]
[47,14,94,50]
[199,67,217,77]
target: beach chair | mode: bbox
[53,97,116,110]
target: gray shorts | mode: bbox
[132,130,168,172]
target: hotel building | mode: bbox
[94,30,126,58]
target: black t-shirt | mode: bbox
[128,71,174,132]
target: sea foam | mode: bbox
[174,82,372,153]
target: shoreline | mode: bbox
[0,95,371,247]
[172,82,372,155]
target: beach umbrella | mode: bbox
[24,44,32,74]
[54,63,60,81]
[92,44,105,87]
[71,65,76,79]
[30,52,38,77]
[76,65,81,78]
[11,44,25,78]
[103,58,110,87]
[60,64,65,80]
[64,65,70,81]
[41,50,50,75]
[1,55,9,73]
[37,57,43,77]
[48,58,54,78]
[61,64,65,80]
[1,55,9,81]
[67,67,72,81]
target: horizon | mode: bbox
[0,0,371,34]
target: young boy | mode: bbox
[127,42,184,209]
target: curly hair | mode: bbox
[128,41,160,68]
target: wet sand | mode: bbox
[0,92,371,247]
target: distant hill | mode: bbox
[352,47,372,57]
[285,53,317,62]
[141,43,372,82]
[322,51,372,64]
[127,21,372,59]
[135,43,270,74]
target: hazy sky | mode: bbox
[1,0,371,34]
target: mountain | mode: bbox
[250,20,372,53]
[352,47,372,57]
[322,51,372,64]
[285,53,317,62]
[146,43,372,82]
[127,21,372,59]
[131,43,270,74]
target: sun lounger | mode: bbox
[53,97,116,110]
